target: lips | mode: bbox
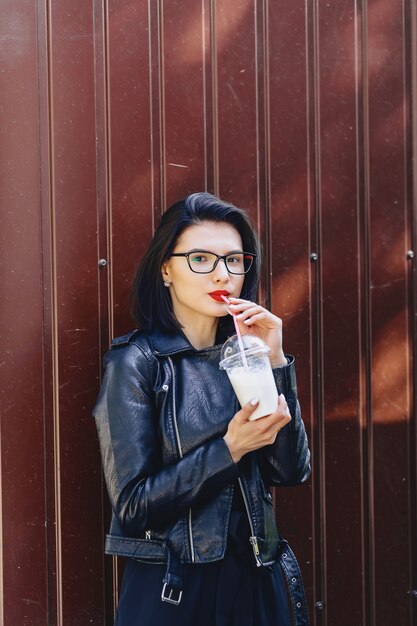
[208,290,231,303]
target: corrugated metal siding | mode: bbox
[0,1,416,624]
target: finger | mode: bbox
[277,393,286,409]
[230,298,279,317]
[235,398,259,422]
[260,398,291,427]
[231,300,259,309]
[277,412,291,428]
[274,411,291,431]
[277,393,291,416]
[237,310,269,327]
[229,301,260,314]
[235,306,278,326]
[228,297,252,303]
[255,417,283,445]
[236,306,264,319]
[262,413,290,441]
[242,312,268,325]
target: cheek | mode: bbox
[171,271,201,296]
[236,276,245,294]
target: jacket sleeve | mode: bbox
[258,356,311,486]
[93,344,239,537]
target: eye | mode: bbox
[227,255,243,264]
[190,254,208,263]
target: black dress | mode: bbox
[114,486,291,626]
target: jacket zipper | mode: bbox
[167,356,195,563]
[238,477,262,567]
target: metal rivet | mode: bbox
[310,252,318,261]
[282,553,288,559]
[291,577,296,583]
[162,384,169,391]
[406,250,414,259]
[98,258,108,267]
[315,601,324,610]
[296,602,302,608]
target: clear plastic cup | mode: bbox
[219,334,278,420]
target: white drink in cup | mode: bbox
[219,334,278,421]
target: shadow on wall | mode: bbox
[98,1,412,623]
[107,0,410,421]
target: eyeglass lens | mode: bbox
[188,252,253,274]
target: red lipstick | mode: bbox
[208,290,230,303]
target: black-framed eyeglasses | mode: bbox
[170,250,256,275]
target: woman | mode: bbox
[93,192,311,626]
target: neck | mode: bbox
[179,316,219,350]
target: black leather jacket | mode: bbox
[93,328,311,623]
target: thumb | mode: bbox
[236,397,259,422]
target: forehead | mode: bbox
[175,221,242,252]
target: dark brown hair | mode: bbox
[130,192,261,333]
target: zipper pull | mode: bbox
[249,536,262,567]
[249,535,260,555]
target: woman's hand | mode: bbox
[227,297,287,368]
[223,395,292,463]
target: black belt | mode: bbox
[277,539,310,626]
[161,541,183,605]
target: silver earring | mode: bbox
[163,280,171,287]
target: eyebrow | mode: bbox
[185,248,244,254]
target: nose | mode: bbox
[212,258,230,283]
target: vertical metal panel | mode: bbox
[216,0,259,211]
[107,0,155,336]
[0,1,416,624]
[267,0,315,614]
[318,1,365,624]
[47,0,105,623]
[410,2,417,623]
[162,0,207,205]
[366,0,413,623]
[93,0,114,621]
[0,2,48,624]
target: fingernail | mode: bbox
[250,398,259,406]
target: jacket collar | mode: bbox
[147,328,195,356]
[147,327,224,357]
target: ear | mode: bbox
[161,260,171,282]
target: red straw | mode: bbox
[220,296,249,369]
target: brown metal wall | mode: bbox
[1,1,416,624]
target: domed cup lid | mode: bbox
[219,334,270,370]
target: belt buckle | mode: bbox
[161,582,183,605]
